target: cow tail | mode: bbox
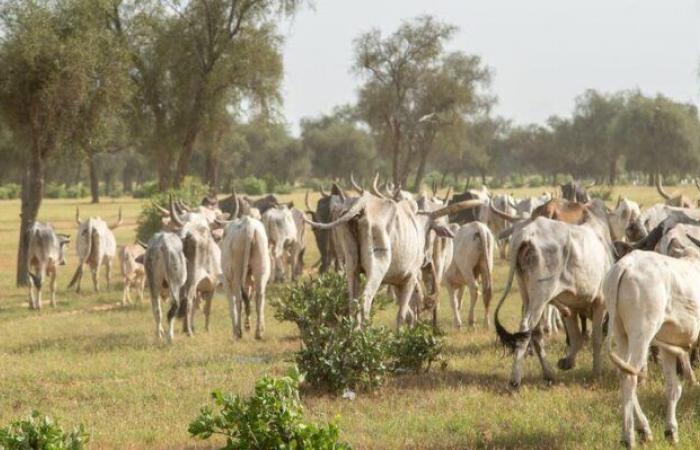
[239,224,254,311]
[494,241,531,353]
[604,264,639,376]
[478,225,493,310]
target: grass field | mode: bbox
[1,184,700,449]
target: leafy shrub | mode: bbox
[132,181,159,199]
[45,183,67,199]
[509,174,525,188]
[664,174,680,186]
[238,176,267,195]
[389,322,445,374]
[135,177,209,242]
[65,184,89,199]
[527,175,544,188]
[554,174,572,186]
[0,411,89,449]
[0,183,20,199]
[189,367,351,450]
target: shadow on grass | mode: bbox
[10,331,151,355]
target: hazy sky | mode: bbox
[280,0,700,135]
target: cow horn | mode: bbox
[110,207,123,230]
[426,199,485,219]
[656,175,671,200]
[332,183,347,201]
[214,218,232,228]
[75,207,81,225]
[169,195,184,228]
[137,240,148,249]
[231,190,239,219]
[694,178,700,193]
[304,190,313,213]
[586,180,597,189]
[303,197,366,230]
[616,195,622,209]
[152,200,170,217]
[350,173,364,194]
[319,186,330,198]
[489,200,519,223]
[442,186,452,204]
[371,173,387,199]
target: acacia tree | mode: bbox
[354,16,456,186]
[0,0,130,286]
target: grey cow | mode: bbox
[26,222,70,310]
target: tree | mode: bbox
[0,0,132,286]
[353,16,457,186]
[300,106,378,181]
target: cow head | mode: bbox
[608,196,642,241]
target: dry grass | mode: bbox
[0,185,699,449]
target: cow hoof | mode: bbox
[509,380,521,390]
[664,429,678,444]
[543,376,555,386]
[557,358,574,371]
[637,428,652,443]
[620,439,634,449]
[255,333,263,340]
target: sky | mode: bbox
[279,0,700,135]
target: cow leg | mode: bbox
[166,297,178,343]
[396,278,418,330]
[466,278,479,328]
[558,313,584,370]
[591,304,605,377]
[509,334,531,389]
[49,267,57,308]
[360,273,385,325]
[184,296,194,337]
[201,291,212,332]
[481,267,492,329]
[531,326,555,383]
[224,279,241,339]
[616,331,653,447]
[660,349,682,444]
[152,293,164,340]
[242,284,252,331]
[75,262,83,293]
[91,264,99,292]
[105,259,112,290]
[138,275,146,303]
[254,278,266,340]
[28,268,38,310]
[447,284,462,328]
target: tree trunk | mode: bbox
[122,166,133,193]
[173,88,206,188]
[412,146,429,193]
[391,119,401,185]
[88,154,99,204]
[104,171,113,197]
[205,152,220,194]
[608,158,617,186]
[16,151,45,287]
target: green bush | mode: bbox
[135,177,209,242]
[527,175,544,188]
[189,367,351,450]
[0,183,20,200]
[65,184,89,199]
[132,181,159,199]
[389,322,445,374]
[589,187,613,201]
[509,174,525,188]
[238,176,267,195]
[0,411,89,450]
[45,183,67,199]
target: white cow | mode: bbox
[658,223,700,258]
[26,222,70,309]
[605,247,700,446]
[262,206,301,282]
[443,222,494,328]
[608,196,642,242]
[220,216,271,339]
[119,243,146,305]
[68,207,121,292]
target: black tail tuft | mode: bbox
[495,317,531,354]
[67,265,83,289]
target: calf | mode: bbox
[443,222,494,329]
[605,246,700,446]
[262,206,301,282]
[26,222,70,309]
[220,216,271,339]
[68,207,121,293]
[119,243,146,305]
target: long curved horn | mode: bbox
[75,207,81,225]
[616,195,622,209]
[137,240,148,249]
[304,190,313,213]
[303,197,366,230]
[152,200,170,217]
[332,183,347,201]
[425,199,485,219]
[371,173,387,199]
[656,175,671,200]
[442,186,452,204]
[694,179,700,193]
[231,191,239,219]
[586,180,597,189]
[489,200,519,223]
[169,195,184,228]
[350,173,364,195]
[109,207,123,230]
[319,186,330,198]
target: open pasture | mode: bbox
[2,185,700,449]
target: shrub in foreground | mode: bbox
[0,411,89,450]
[389,322,445,374]
[189,367,351,450]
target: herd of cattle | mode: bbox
[22,175,700,447]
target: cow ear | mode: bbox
[432,223,454,238]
